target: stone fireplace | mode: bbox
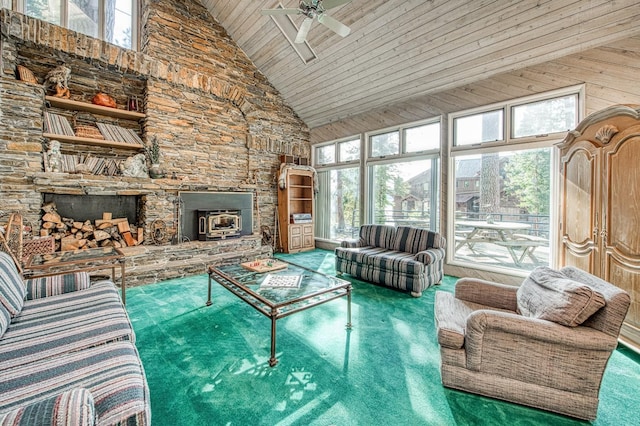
[0,6,309,285]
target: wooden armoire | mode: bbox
[557,104,640,350]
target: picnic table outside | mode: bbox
[455,220,548,266]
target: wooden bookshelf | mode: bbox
[45,96,145,120]
[42,133,143,150]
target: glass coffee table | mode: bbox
[207,259,352,367]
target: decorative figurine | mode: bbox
[120,153,148,178]
[44,65,71,98]
[46,140,62,173]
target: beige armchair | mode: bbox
[434,266,630,420]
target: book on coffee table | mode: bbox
[260,274,302,289]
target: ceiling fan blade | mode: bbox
[295,17,314,43]
[261,8,301,16]
[317,14,351,37]
[321,0,352,10]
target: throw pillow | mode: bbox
[517,266,606,327]
[0,304,10,339]
[0,388,96,426]
[0,252,27,317]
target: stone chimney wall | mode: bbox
[0,2,309,247]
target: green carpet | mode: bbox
[125,249,640,425]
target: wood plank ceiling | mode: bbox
[201,0,640,130]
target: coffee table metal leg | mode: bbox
[269,313,278,367]
[206,275,212,306]
[119,259,126,306]
[346,285,353,329]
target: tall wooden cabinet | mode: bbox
[278,167,315,253]
[557,104,640,350]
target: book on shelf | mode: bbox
[44,112,75,136]
[96,123,143,145]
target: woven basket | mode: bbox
[17,65,38,84]
[75,125,104,139]
[22,236,55,262]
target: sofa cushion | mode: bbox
[0,252,26,317]
[393,226,444,253]
[0,387,95,426]
[334,246,390,265]
[366,250,425,275]
[517,267,606,327]
[359,225,396,250]
[335,246,424,274]
[0,280,134,372]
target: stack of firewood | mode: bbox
[41,203,143,251]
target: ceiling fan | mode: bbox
[261,0,352,43]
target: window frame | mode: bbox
[446,85,585,276]
[368,118,441,160]
[15,0,139,51]
[450,85,583,154]
[313,135,363,241]
[313,135,361,168]
[364,117,441,228]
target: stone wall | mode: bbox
[0,2,310,284]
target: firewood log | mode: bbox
[117,221,131,233]
[42,212,62,224]
[122,231,136,246]
[93,230,111,241]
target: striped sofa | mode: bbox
[0,251,150,425]
[335,225,446,297]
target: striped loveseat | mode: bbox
[335,225,445,297]
[0,251,150,425]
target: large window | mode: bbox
[368,158,439,230]
[20,0,137,50]
[449,87,582,273]
[314,119,442,242]
[314,137,361,240]
[367,120,441,231]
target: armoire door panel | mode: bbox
[563,244,597,273]
[605,137,640,257]
[560,145,598,269]
[603,254,640,332]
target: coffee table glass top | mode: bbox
[211,261,350,307]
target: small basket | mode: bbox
[22,236,55,262]
[17,65,38,84]
[75,125,104,139]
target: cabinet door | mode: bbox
[559,142,600,274]
[602,133,640,345]
[302,224,314,248]
[289,225,302,250]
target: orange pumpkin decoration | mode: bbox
[92,92,116,108]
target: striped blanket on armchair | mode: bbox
[335,225,446,297]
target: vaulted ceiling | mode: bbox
[202,1,640,132]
